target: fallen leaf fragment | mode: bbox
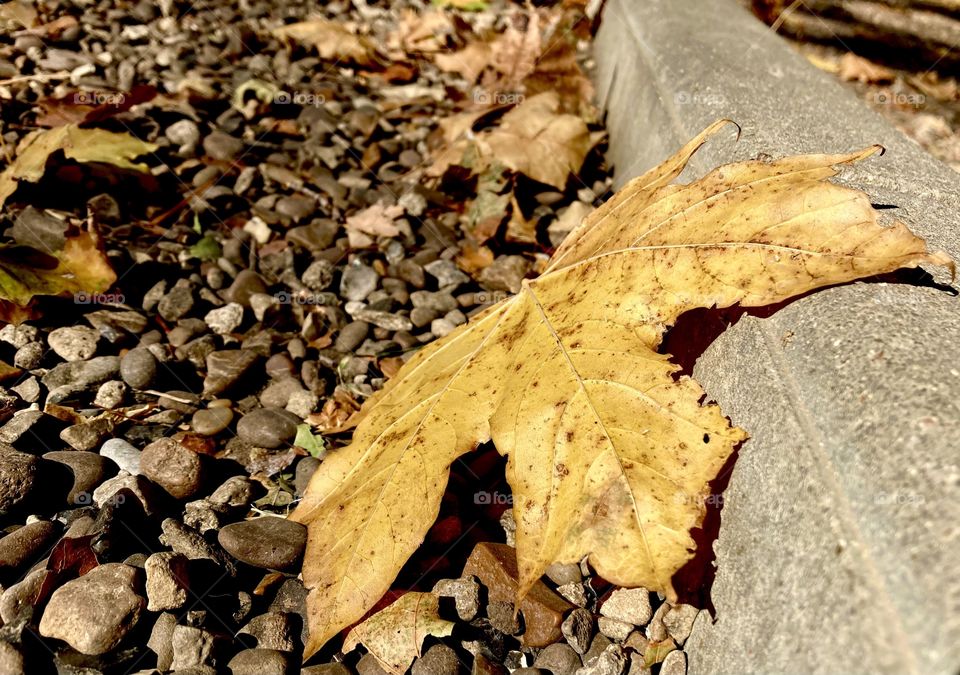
[432,0,488,10]
[345,203,406,248]
[292,120,953,658]
[0,0,37,31]
[390,9,454,54]
[506,193,538,244]
[294,424,325,458]
[428,92,592,189]
[273,18,377,67]
[456,242,495,275]
[478,92,592,189]
[0,125,156,208]
[434,41,493,83]
[12,14,76,39]
[343,592,454,675]
[0,232,117,323]
[838,52,895,84]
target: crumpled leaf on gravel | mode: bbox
[429,92,592,189]
[292,119,953,658]
[273,18,377,67]
[0,231,117,323]
[0,124,156,208]
[343,592,454,675]
[434,5,593,116]
[346,202,406,248]
[478,92,592,189]
[388,9,455,55]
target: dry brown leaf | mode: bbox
[0,125,156,208]
[12,14,76,39]
[307,388,362,435]
[292,119,953,657]
[434,6,593,116]
[548,200,593,245]
[427,93,591,188]
[0,0,37,31]
[437,107,499,145]
[478,92,592,189]
[521,35,595,119]
[432,0,489,9]
[435,41,494,83]
[378,357,405,380]
[0,232,117,323]
[506,193,538,244]
[273,18,377,67]
[389,9,454,54]
[345,203,405,248]
[907,72,959,102]
[804,51,840,74]
[456,242,495,275]
[343,592,454,675]
[838,52,895,84]
[434,14,539,87]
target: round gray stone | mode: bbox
[120,347,158,390]
[218,517,306,571]
[236,408,299,449]
[191,407,234,436]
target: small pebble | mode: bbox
[120,347,158,389]
[191,407,234,436]
[48,326,99,361]
[218,517,306,570]
[141,437,205,500]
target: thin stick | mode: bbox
[0,70,69,87]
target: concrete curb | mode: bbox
[593,1,960,673]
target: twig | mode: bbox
[0,70,69,87]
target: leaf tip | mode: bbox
[928,250,956,281]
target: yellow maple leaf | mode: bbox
[343,592,454,675]
[292,120,952,658]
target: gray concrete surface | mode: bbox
[593,1,960,673]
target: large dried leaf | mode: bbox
[0,125,156,208]
[273,18,377,67]
[292,120,952,658]
[343,592,454,675]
